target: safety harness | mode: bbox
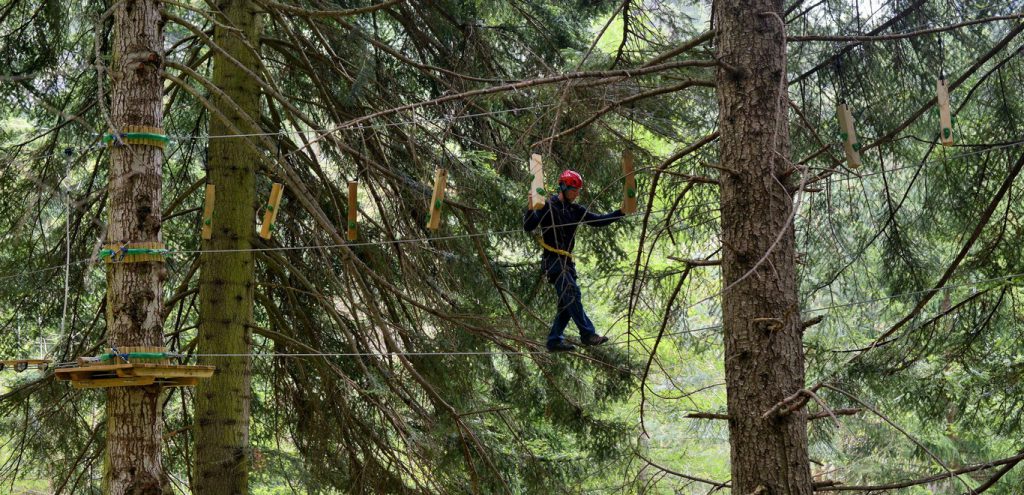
[535,235,573,259]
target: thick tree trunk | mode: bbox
[104,1,167,494]
[714,0,814,493]
[193,1,260,493]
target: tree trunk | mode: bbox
[193,1,260,493]
[714,0,814,493]
[104,1,167,494]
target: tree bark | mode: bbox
[104,1,167,494]
[714,0,814,493]
[193,1,260,493]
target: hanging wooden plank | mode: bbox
[259,182,284,240]
[937,78,954,146]
[621,149,637,214]
[427,169,447,230]
[201,184,215,240]
[529,153,546,210]
[347,181,358,241]
[836,103,862,169]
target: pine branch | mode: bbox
[262,0,404,19]
[816,451,1024,492]
[789,14,1024,42]
[853,150,1024,356]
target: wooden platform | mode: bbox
[54,363,215,389]
[1,359,52,372]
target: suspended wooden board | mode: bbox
[347,181,358,241]
[621,150,637,214]
[836,103,862,169]
[937,78,954,146]
[54,363,214,389]
[259,183,284,240]
[529,154,546,210]
[426,169,447,230]
[201,183,215,240]
[0,359,51,372]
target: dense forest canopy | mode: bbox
[0,0,1023,493]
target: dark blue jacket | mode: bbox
[523,195,623,259]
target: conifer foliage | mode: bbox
[0,0,1023,493]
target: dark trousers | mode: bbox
[543,256,597,345]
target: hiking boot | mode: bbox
[581,334,609,346]
[546,341,576,353]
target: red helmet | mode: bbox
[558,169,583,190]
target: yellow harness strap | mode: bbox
[535,234,573,259]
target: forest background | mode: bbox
[0,0,1023,493]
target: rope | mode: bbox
[1,128,1021,283]
[803,269,1024,313]
[50,350,549,368]
[50,327,708,368]
[0,207,692,284]
[59,149,73,350]
[13,103,565,143]
[36,263,1024,368]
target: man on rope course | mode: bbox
[524,169,623,353]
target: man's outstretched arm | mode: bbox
[582,208,624,228]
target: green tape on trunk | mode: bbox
[99,352,175,361]
[103,132,169,146]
